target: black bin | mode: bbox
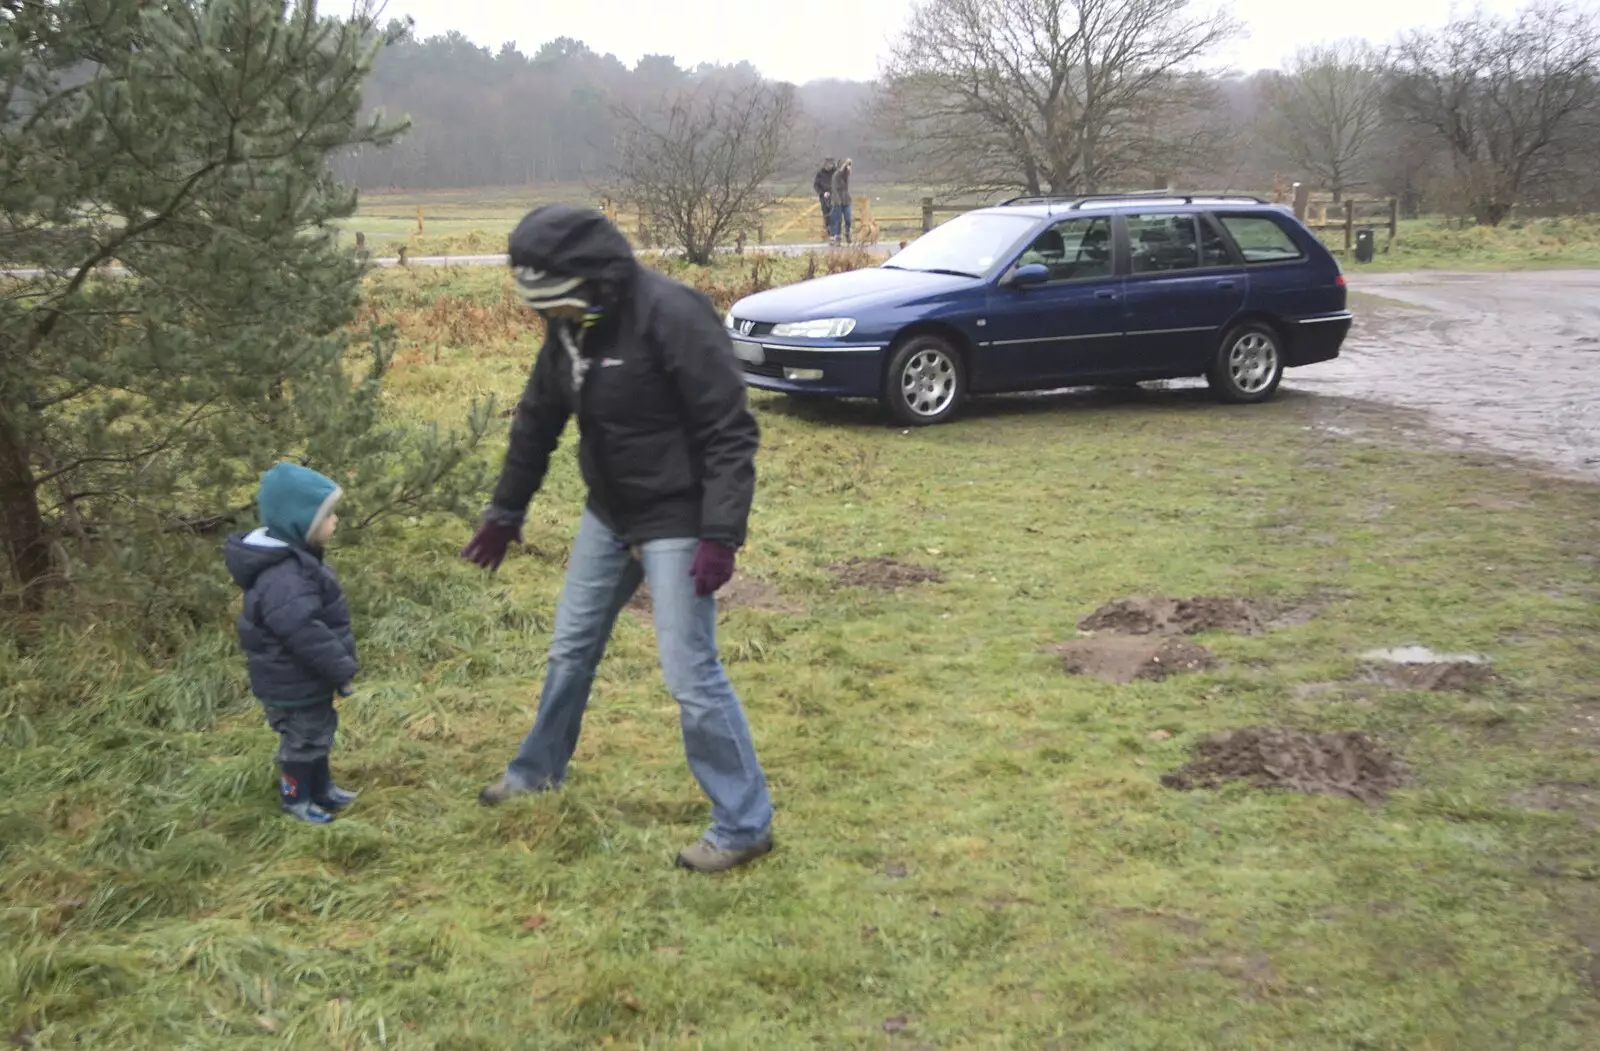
[1354,227,1376,264]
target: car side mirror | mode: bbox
[1009,263,1050,288]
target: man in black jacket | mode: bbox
[813,157,836,239]
[461,204,773,873]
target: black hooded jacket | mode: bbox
[488,205,759,548]
[813,165,834,199]
[223,530,357,706]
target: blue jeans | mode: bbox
[829,203,852,241]
[505,511,773,849]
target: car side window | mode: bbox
[1200,217,1235,267]
[1015,217,1114,282]
[1217,215,1306,264]
[1127,214,1202,273]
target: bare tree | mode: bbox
[1262,40,1388,202]
[1389,1,1600,225]
[875,0,1240,196]
[610,78,799,264]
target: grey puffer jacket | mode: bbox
[224,529,358,707]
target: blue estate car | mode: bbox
[725,193,1352,426]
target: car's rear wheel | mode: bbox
[1207,322,1285,404]
[883,335,965,426]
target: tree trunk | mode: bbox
[1474,199,1511,226]
[0,407,50,610]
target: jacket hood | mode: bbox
[224,528,297,589]
[256,462,341,549]
[507,205,638,292]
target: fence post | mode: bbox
[1387,198,1399,241]
[1344,200,1356,253]
[1291,182,1310,221]
[922,197,934,234]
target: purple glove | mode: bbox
[690,540,736,597]
[461,518,522,572]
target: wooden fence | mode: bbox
[1289,182,1399,253]
[592,195,979,249]
[384,183,1401,256]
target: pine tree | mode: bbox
[0,1,490,609]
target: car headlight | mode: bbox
[723,311,735,329]
[771,317,856,339]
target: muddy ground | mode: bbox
[1161,727,1412,804]
[1053,595,1304,684]
[1077,595,1284,636]
[1300,271,1600,482]
[1049,635,1219,684]
[829,557,944,590]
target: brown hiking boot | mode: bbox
[675,836,774,873]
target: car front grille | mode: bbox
[742,362,784,379]
[731,318,776,337]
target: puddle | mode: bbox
[1292,271,1600,481]
[1361,646,1489,665]
[1360,645,1496,691]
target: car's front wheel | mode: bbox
[883,335,966,426]
[1207,322,1285,404]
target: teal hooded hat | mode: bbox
[257,462,343,549]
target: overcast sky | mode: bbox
[379,0,1537,84]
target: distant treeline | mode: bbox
[337,14,1600,220]
[333,27,892,191]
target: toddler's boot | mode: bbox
[279,762,335,824]
[311,756,358,813]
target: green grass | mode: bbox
[3,266,1600,1048]
[1312,214,1600,272]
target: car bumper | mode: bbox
[730,336,884,396]
[1286,312,1353,367]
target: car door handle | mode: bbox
[1095,290,1117,300]
[1216,280,1237,290]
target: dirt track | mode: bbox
[1294,270,1600,481]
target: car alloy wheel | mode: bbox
[1229,332,1279,395]
[1209,322,1284,404]
[884,336,965,426]
[902,348,957,417]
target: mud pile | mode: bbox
[1160,727,1411,804]
[829,557,943,590]
[1048,636,1217,685]
[1078,596,1271,636]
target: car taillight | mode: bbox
[1336,274,1346,288]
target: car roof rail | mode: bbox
[997,191,1271,209]
[998,194,1095,206]
[1071,192,1270,210]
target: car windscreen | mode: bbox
[882,212,1040,278]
